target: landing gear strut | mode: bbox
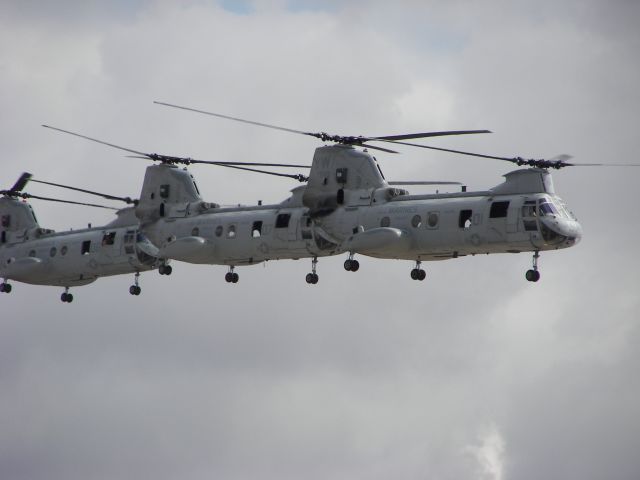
[343,253,360,272]
[225,266,239,283]
[305,256,319,284]
[129,272,142,295]
[525,250,541,282]
[158,262,173,276]
[0,280,12,293]
[410,260,426,281]
[61,287,73,303]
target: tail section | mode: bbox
[1,173,42,245]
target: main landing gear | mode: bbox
[305,256,319,284]
[225,266,239,283]
[525,250,541,282]
[158,263,173,275]
[61,287,73,303]
[343,253,360,272]
[0,280,12,293]
[410,260,426,281]
[129,272,142,295]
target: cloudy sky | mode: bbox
[1,1,639,479]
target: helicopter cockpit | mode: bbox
[523,196,581,247]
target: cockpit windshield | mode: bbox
[538,201,558,217]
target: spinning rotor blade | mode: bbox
[30,178,137,205]
[154,101,490,150]
[17,192,118,210]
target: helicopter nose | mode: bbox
[560,218,582,246]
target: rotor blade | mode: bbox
[154,101,318,138]
[360,143,399,154]
[30,178,136,204]
[566,163,640,167]
[377,140,514,161]
[9,172,33,193]
[388,181,462,185]
[187,159,311,168]
[371,130,491,141]
[216,163,308,182]
[19,193,118,210]
[42,125,151,157]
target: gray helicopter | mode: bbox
[40,102,633,288]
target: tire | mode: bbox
[231,273,239,283]
[344,259,352,271]
[410,268,419,280]
[351,260,360,272]
[418,269,426,281]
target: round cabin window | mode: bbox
[50,247,57,257]
[61,245,68,256]
[215,225,223,237]
[411,215,422,228]
[380,216,390,227]
[427,212,439,228]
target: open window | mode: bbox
[81,240,91,255]
[459,209,473,229]
[490,201,510,218]
[252,221,263,238]
[227,225,236,238]
[275,213,291,228]
[102,232,116,246]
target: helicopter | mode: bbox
[39,100,636,288]
[0,173,160,302]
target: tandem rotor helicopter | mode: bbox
[2,101,638,302]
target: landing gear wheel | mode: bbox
[0,282,11,293]
[225,272,233,283]
[159,264,173,275]
[61,292,74,303]
[410,268,419,280]
[231,272,239,283]
[418,269,426,281]
[305,273,319,284]
[350,260,360,272]
[129,285,142,295]
[344,259,352,271]
[525,269,540,282]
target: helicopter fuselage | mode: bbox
[142,188,581,267]
[0,222,156,287]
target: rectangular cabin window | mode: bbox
[81,240,91,255]
[275,213,291,228]
[490,201,510,218]
[459,209,473,229]
[252,221,263,238]
[1,215,10,228]
[102,232,116,246]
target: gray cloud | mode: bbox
[1,1,639,479]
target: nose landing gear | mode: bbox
[525,251,541,282]
[305,256,319,284]
[129,272,142,295]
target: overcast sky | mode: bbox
[1,1,639,479]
